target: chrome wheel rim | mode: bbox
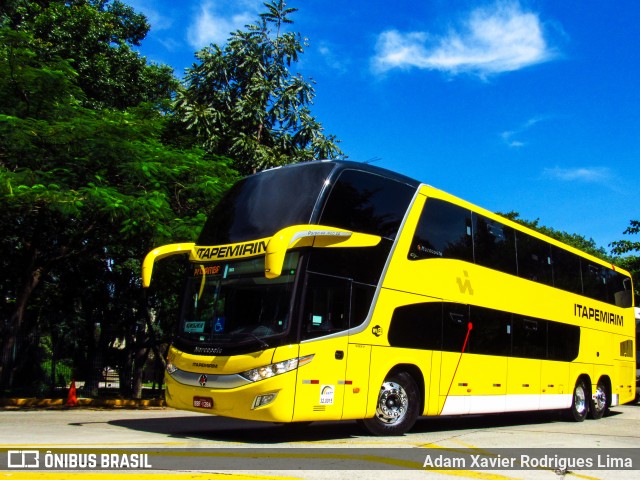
[574,384,587,415]
[593,384,606,413]
[375,381,408,425]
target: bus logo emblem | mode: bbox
[456,270,474,295]
[199,374,208,387]
[372,325,383,337]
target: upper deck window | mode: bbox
[319,169,416,239]
[409,198,473,262]
[409,197,632,308]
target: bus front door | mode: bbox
[292,273,350,422]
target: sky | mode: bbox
[127,0,640,253]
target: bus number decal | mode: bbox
[320,385,334,405]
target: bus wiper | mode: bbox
[234,332,269,350]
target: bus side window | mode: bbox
[611,272,633,308]
[468,306,511,355]
[551,246,582,295]
[442,303,471,352]
[409,198,473,262]
[319,169,415,239]
[516,232,553,286]
[301,273,350,340]
[473,214,517,275]
[581,261,609,303]
[547,322,580,361]
[388,302,443,350]
[512,316,546,359]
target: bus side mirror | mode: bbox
[264,225,381,279]
[142,243,195,287]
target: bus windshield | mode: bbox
[179,253,300,347]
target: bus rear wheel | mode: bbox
[360,371,420,436]
[568,378,589,422]
[588,379,608,420]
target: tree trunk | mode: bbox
[0,264,44,388]
[132,346,149,399]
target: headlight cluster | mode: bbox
[239,354,314,382]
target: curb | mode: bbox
[0,398,166,408]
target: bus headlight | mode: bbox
[239,354,314,383]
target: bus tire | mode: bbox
[588,378,608,420]
[568,378,589,422]
[360,371,420,436]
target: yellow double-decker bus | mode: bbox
[143,160,635,435]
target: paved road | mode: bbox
[1,403,639,479]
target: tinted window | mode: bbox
[388,303,443,350]
[512,316,546,359]
[582,261,609,303]
[547,322,580,361]
[410,198,473,262]
[307,239,393,285]
[442,303,471,352]
[408,198,631,308]
[469,306,511,355]
[388,301,582,362]
[474,214,517,274]
[610,270,633,307]
[551,246,582,294]
[320,169,415,239]
[301,273,350,340]
[516,232,553,286]
[199,162,334,244]
[351,283,376,329]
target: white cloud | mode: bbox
[317,43,349,74]
[543,167,614,184]
[372,1,555,77]
[187,1,262,49]
[127,1,173,32]
[501,115,552,148]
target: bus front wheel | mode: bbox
[360,371,420,436]
[568,378,589,422]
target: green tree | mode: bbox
[611,220,640,298]
[1,0,177,109]
[500,212,611,261]
[176,0,343,175]
[0,26,239,391]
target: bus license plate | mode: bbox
[193,396,213,409]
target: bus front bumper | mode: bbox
[164,370,297,423]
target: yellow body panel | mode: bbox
[341,343,372,419]
[292,336,349,422]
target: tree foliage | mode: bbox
[500,212,611,261]
[610,220,640,296]
[176,0,343,175]
[0,12,238,392]
[1,0,177,109]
